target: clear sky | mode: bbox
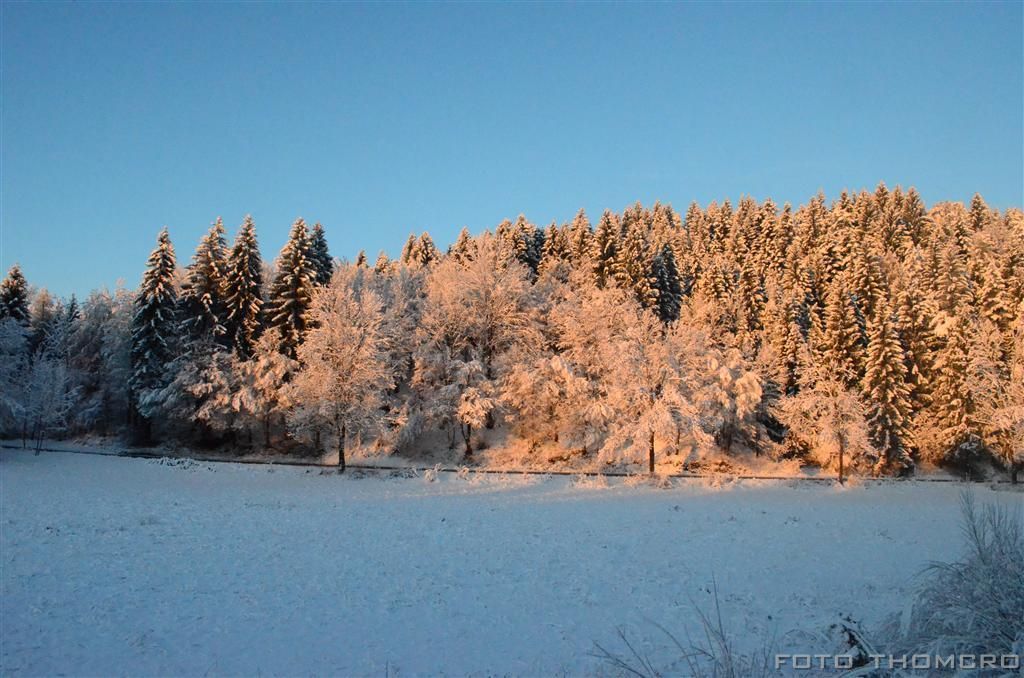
[1,1,1021,298]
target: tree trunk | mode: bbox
[464,424,473,457]
[1012,464,1019,485]
[263,414,271,447]
[837,433,845,485]
[337,424,346,474]
[648,431,656,475]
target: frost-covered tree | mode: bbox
[778,349,875,481]
[413,235,539,452]
[289,265,391,469]
[232,332,296,447]
[267,218,317,358]
[0,263,29,325]
[224,215,264,358]
[130,228,179,435]
[0,318,29,436]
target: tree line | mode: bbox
[1,185,1021,480]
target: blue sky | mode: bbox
[2,1,1021,298]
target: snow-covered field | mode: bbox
[1,449,1019,676]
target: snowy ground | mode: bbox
[1,449,1020,676]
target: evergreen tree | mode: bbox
[450,227,476,265]
[400,234,418,264]
[374,251,392,274]
[591,210,620,288]
[415,233,439,267]
[268,218,317,358]
[567,208,592,266]
[179,218,229,345]
[816,275,865,387]
[224,215,264,358]
[354,250,368,268]
[538,222,570,274]
[613,220,658,309]
[308,222,333,285]
[861,302,913,474]
[130,228,179,423]
[650,245,682,324]
[0,264,30,325]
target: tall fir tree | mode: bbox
[308,222,333,286]
[224,215,264,358]
[0,264,30,325]
[179,218,229,346]
[861,302,914,474]
[268,218,317,358]
[130,228,179,421]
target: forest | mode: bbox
[1,184,1022,480]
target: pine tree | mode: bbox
[650,245,682,324]
[179,218,229,346]
[354,250,368,268]
[268,218,317,358]
[130,228,179,424]
[374,251,392,274]
[861,302,913,474]
[308,222,333,285]
[0,264,30,325]
[224,215,264,359]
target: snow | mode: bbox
[1,448,1020,676]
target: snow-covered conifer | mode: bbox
[179,218,229,345]
[267,218,317,358]
[130,228,179,428]
[308,222,334,286]
[861,302,914,474]
[224,215,264,358]
[0,264,29,325]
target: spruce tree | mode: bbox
[268,218,317,358]
[538,222,570,274]
[650,245,682,324]
[817,275,865,387]
[130,228,179,421]
[0,264,30,325]
[450,227,475,265]
[614,221,658,309]
[400,234,418,264]
[354,250,368,268]
[591,210,620,288]
[224,215,264,358]
[567,208,592,266]
[861,302,913,474]
[179,218,229,346]
[415,233,439,267]
[308,222,333,285]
